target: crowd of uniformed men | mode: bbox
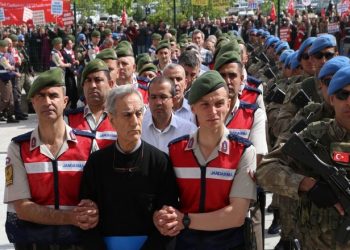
[2,23,350,250]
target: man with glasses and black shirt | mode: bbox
[256,64,350,250]
[273,34,337,138]
[79,85,179,250]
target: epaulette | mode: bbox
[247,75,263,87]
[138,83,148,90]
[244,85,262,94]
[228,133,252,147]
[12,131,32,143]
[73,129,95,139]
[304,120,330,139]
[168,134,190,146]
[239,101,258,111]
[64,106,84,116]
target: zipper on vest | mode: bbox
[52,160,60,209]
[199,166,207,212]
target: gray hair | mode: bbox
[106,85,143,115]
[178,50,201,68]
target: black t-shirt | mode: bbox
[80,141,179,249]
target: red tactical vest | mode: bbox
[67,109,116,149]
[18,131,93,207]
[168,134,250,213]
[138,83,149,105]
[240,85,261,104]
[226,102,257,139]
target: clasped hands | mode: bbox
[153,205,185,237]
[73,199,99,230]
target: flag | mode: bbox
[270,3,276,21]
[287,0,294,16]
[121,6,127,26]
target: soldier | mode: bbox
[154,40,172,73]
[96,48,118,86]
[148,33,162,60]
[256,65,350,249]
[86,30,100,62]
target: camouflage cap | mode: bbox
[28,68,65,99]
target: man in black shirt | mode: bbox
[80,84,179,250]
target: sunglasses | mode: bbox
[313,51,335,60]
[335,89,350,101]
[301,53,310,60]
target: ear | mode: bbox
[108,79,114,88]
[329,95,335,106]
[64,96,69,107]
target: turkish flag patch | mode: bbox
[332,151,350,163]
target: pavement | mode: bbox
[0,114,280,249]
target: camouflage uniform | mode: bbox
[257,119,350,249]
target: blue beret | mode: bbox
[276,42,290,54]
[297,37,316,61]
[249,29,258,34]
[318,56,350,79]
[328,65,350,95]
[290,51,300,70]
[308,34,337,55]
[257,29,264,36]
[265,36,280,48]
[112,33,119,40]
[18,34,24,41]
[77,33,86,43]
[274,40,284,52]
[262,31,270,38]
[284,52,294,67]
[279,49,294,63]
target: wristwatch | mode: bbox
[182,213,191,229]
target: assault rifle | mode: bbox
[282,133,350,244]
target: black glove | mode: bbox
[307,180,339,208]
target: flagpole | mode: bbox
[277,0,280,37]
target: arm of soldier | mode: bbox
[256,143,306,200]
[52,52,70,68]
[249,108,268,165]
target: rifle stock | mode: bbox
[282,133,350,244]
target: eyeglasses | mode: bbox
[149,94,172,102]
[301,53,310,60]
[321,78,332,86]
[313,51,335,60]
[335,89,350,101]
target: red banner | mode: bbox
[0,0,71,26]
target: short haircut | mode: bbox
[178,50,201,68]
[106,85,143,115]
[163,63,186,77]
[192,29,204,39]
[148,76,176,97]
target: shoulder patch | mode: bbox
[247,75,263,87]
[73,129,95,139]
[303,120,330,139]
[239,101,258,111]
[12,131,32,143]
[228,133,252,147]
[64,107,84,115]
[244,85,262,94]
[168,134,190,147]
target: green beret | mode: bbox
[179,34,188,40]
[28,68,65,99]
[96,48,117,60]
[156,40,170,53]
[215,29,223,38]
[169,28,177,36]
[0,40,9,47]
[91,30,101,37]
[81,59,109,85]
[52,37,62,46]
[139,63,157,75]
[214,51,241,71]
[136,53,152,72]
[169,37,176,43]
[152,33,162,40]
[235,35,245,45]
[104,28,112,36]
[116,40,133,50]
[116,46,134,58]
[214,40,240,63]
[188,70,226,105]
[9,34,18,42]
[66,34,75,43]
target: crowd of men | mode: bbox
[2,8,350,250]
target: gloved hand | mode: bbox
[307,180,339,208]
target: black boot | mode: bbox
[268,209,281,234]
[7,115,19,123]
[274,238,300,250]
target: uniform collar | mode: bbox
[185,127,231,155]
[30,124,78,151]
[83,105,108,118]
